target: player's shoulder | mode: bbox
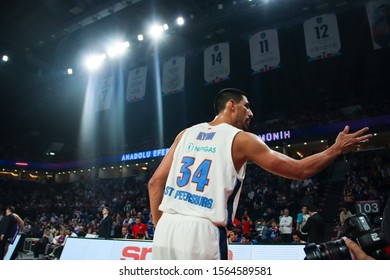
[234,130,263,143]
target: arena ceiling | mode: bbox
[0,0,386,163]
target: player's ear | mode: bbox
[228,99,235,111]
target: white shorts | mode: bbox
[152,213,228,260]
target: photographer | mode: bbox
[344,237,374,260]
[382,193,390,246]
[304,193,390,260]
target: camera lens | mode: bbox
[304,239,352,260]
[304,243,327,260]
[322,239,351,260]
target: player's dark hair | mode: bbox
[214,88,246,114]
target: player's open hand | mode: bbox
[334,126,372,154]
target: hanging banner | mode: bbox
[162,55,186,95]
[204,42,230,84]
[303,13,341,61]
[249,29,281,73]
[125,66,147,103]
[96,75,113,111]
[365,0,390,50]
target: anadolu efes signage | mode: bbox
[60,238,305,260]
[121,148,170,161]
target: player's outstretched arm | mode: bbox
[234,126,371,181]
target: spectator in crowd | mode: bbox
[296,205,310,242]
[301,205,326,244]
[255,219,270,244]
[121,226,133,239]
[268,220,280,243]
[241,210,253,225]
[33,227,53,258]
[291,230,306,244]
[263,207,277,224]
[49,226,77,259]
[76,225,87,238]
[336,205,353,238]
[98,206,113,239]
[339,206,353,226]
[354,183,368,201]
[66,226,78,238]
[132,217,147,238]
[122,212,133,232]
[136,232,147,240]
[112,213,123,238]
[45,227,66,258]
[241,232,253,244]
[228,230,242,243]
[279,208,293,243]
[240,216,252,234]
[146,213,155,240]
[343,185,355,210]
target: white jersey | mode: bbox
[158,122,246,228]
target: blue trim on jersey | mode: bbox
[218,226,228,260]
[7,222,19,245]
[226,179,242,230]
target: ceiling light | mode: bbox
[148,24,164,39]
[107,41,130,58]
[84,53,106,71]
[176,17,185,26]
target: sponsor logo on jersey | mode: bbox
[186,142,216,153]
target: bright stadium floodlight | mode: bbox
[138,34,144,41]
[84,53,106,71]
[148,24,164,39]
[176,17,185,26]
[162,23,169,31]
[107,41,130,58]
[67,68,73,75]
[2,55,8,62]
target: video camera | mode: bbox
[304,213,388,260]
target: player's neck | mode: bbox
[209,114,233,127]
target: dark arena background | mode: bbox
[0,0,389,260]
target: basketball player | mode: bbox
[0,206,24,259]
[148,88,371,260]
